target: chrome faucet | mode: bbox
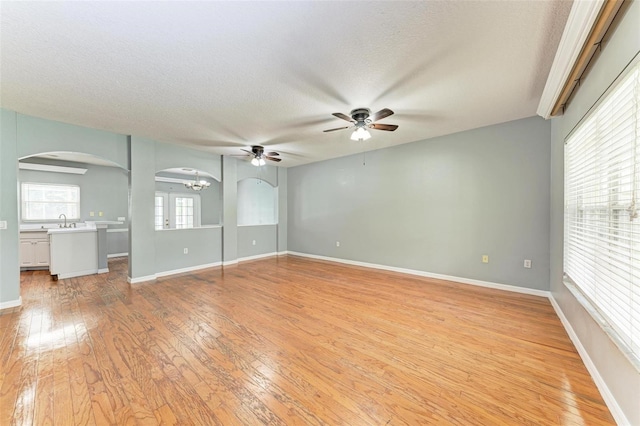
[59,214,67,228]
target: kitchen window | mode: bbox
[21,183,80,221]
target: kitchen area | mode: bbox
[18,153,129,279]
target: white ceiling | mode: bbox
[0,1,572,167]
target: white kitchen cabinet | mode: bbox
[19,231,50,268]
[49,228,98,279]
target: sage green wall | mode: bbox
[155,227,222,273]
[155,141,221,181]
[0,110,20,306]
[222,157,238,263]
[16,114,128,168]
[128,136,156,280]
[288,116,550,291]
[237,225,277,259]
[549,1,640,423]
[129,137,225,280]
[277,167,287,253]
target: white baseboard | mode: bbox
[237,252,278,263]
[129,261,224,283]
[0,297,22,311]
[107,252,128,258]
[58,269,99,280]
[222,259,238,266]
[548,296,628,426]
[155,262,222,278]
[97,268,109,274]
[127,274,156,284]
[286,251,550,298]
[277,251,288,256]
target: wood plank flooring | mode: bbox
[1,255,614,425]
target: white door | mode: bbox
[169,193,201,229]
[155,192,169,230]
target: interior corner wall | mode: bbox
[0,109,20,306]
[288,116,551,291]
[549,1,640,424]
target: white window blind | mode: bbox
[564,60,640,363]
[21,183,80,221]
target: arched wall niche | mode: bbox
[237,177,277,226]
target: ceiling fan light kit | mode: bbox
[324,108,399,140]
[351,126,371,141]
[184,171,211,191]
[251,157,266,166]
[240,145,281,167]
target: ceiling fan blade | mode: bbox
[241,149,253,154]
[370,123,399,131]
[323,126,352,133]
[332,112,354,122]
[266,156,282,162]
[371,108,394,122]
[266,152,279,156]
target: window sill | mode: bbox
[563,277,640,372]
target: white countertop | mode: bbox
[48,227,97,235]
[20,220,123,233]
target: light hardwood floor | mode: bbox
[1,255,614,425]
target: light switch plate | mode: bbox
[117,217,125,221]
[0,220,7,230]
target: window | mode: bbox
[21,183,80,221]
[564,60,640,363]
[154,192,200,229]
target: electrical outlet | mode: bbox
[90,211,95,217]
[524,259,532,268]
[183,248,188,254]
[99,211,104,217]
[252,240,256,246]
[336,241,340,247]
[117,217,125,221]
[482,255,489,263]
[0,220,7,230]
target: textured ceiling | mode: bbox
[0,1,572,167]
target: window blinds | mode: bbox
[564,61,640,363]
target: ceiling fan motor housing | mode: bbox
[350,108,371,123]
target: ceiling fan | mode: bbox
[323,108,399,141]
[240,145,282,166]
